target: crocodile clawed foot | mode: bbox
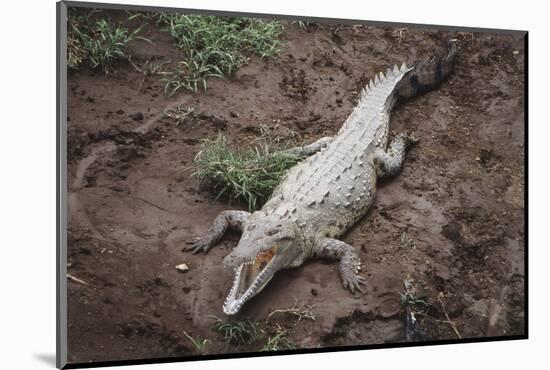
[342,274,367,294]
[183,237,210,254]
[404,132,419,149]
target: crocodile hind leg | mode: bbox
[286,136,333,157]
[373,133,418,178]
[315,238,367,293]
[184,210,251,254]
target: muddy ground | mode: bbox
[66,16,526,364]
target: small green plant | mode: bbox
[260,326,297,351]
[157,14,283,93]
[182,330,210,353]
[163,106,195,125]
[400,291,429,307]
[129,58,170,76]
[67,10,149,71]
[194,132,304,211]
[213,318,262,345]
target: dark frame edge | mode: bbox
[57,1,68,369]
[523,31,529,339]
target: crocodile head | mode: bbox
[222,213,305,315]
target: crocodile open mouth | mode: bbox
[223,246,278,315]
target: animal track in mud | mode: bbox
[279,68,316,101]
[68,126,163,161]
[441,206,507,263]
[322,309,405,346]
[117,318,188,355]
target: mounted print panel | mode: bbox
[57,1,527,368]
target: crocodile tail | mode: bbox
[395,41,457,102]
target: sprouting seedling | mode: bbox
[182,330,210,353]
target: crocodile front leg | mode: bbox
[184,210,251,254]
[373,133,418,178]
[286,136,333,157]
[315,238,367,293]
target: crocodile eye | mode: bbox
[265,229,280,236]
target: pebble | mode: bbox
[176,263,189,272]
[130,112,144,121]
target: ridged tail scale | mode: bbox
[338,43,456,135]
[395,42,457,103]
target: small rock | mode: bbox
[311,288,318,296]
[176,263,189,272]
[130,112,144,121]
[230,111,239,118]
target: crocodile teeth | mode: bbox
[393,64,399,74]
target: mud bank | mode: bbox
[66,22,525,362]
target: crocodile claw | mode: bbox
[183,237,210,254]
[343,274,367,294]
[403,133,419,149]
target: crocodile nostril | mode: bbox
[265,229,280,236]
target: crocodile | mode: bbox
[184,43,457,315]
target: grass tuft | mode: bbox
[194,127,304,211]
[213,318,262,346]
[67,10,148,71]
[157,14,283,94]
[260,325,297,351]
